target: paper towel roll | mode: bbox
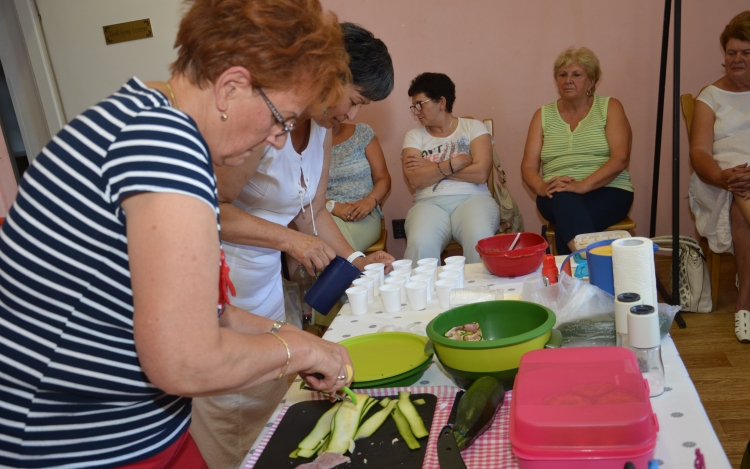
[611,237,658,308]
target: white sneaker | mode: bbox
[735,310,750,344]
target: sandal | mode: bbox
[735,310,750,344]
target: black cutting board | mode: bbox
[253,393,437,469]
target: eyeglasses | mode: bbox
[257,88,295,136]
[409,99,432,113]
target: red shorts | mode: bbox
[117,430,208,469]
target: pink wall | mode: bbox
[321,0,746,258]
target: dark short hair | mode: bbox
[407,73,456,112]
[720,11,750,51]
[341,23,394,101]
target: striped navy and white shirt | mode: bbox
[0,77,219,468]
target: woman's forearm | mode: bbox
[521,166,546,196]
[447,159,491,184]
[579,154,629,192]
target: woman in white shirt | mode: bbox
[401,72,499,264]
[689,11,750,343]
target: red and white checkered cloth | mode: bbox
[244,385,518,469]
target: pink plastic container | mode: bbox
[510,347,659,468]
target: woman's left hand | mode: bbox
[345,197,377,222]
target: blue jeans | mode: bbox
[404,194,500,264]
[536,187,634,255]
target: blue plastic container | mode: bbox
[303,256,361,315]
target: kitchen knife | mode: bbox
[437,390,467,469]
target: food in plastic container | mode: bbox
[444,322,483,341]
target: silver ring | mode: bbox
[337,375,347,380]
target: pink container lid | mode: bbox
[510,347,658,460]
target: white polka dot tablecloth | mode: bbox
[243,263,731,469]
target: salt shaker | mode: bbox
[615,292,642,348]
[628,304,664,397]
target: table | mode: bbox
[243,263,731,469]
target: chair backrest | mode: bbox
[680,94,695,135]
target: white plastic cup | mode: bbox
[435,278,458,309]
[521,275,546,302]
[352,277,375,304]
[411,274,432,301]
[362,270,381,296]
[414,265,437,291]
[391,267,411,281]
[379,284,402,313]
[385,276,408,304]
[417,257,439,267]
[438,269,461,287]
[442,263,464,288]
[444,256,466,268]
[364,263,385,287]
[392,259,413,270]
[405,281,428,311]
[346,286,369,316]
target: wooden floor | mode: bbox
[662,254,750,468]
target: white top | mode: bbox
[689,85,750,253]
[402,117,491,201]
[224,120,326,320]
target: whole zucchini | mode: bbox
[452,376,505,450]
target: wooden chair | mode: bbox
[545,216,637,255]
[440,117,495,261]
[364,219,387,254]
[681,92,725,307]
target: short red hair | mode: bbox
[171,0,349,106]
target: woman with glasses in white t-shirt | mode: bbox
[401,72,500,264]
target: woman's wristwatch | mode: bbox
[326,200,336,213]
[270,320,286,333]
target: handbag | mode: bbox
[651,236,712,313]
[490,145,525,234]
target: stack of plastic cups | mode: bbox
[364,263,385,289]
[438,269,461,287]
[345,286,369,315]
[628,304,665,397]
[351,277,374,304]
[379,284,402,313]
[442,263,464,288]
[411,274,432,301]
[405,280,428,311]
[362,270,381,296]
[414,265,437,292]
[417,257,439,268]
[385,274,408,305]
[615,292,642,348]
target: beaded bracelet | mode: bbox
[269,331,290,380]
[437,162,448,177]
[448,159,455,174]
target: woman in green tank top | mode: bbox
[521,47,634,254]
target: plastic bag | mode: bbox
[282,278,304,329]
[531,273,683,347]
[531,272,614,328]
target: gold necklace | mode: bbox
[164,80,179,110]
[442,116,454,134]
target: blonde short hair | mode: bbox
[553,47,602,93]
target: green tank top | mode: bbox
[540,95,633,192]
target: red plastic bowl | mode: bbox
[475,233,548,277]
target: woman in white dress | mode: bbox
[689,11,750,343]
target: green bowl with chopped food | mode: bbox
[426,301,558,388]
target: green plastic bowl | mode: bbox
[426,300,557,388]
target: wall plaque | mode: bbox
[103,19,153,45]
